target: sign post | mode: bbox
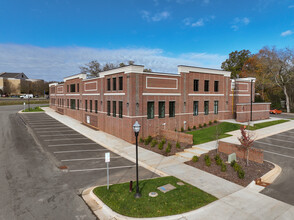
[23,102,26,111]
[105,152,110,190]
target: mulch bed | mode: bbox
[185,150,274,187]
[139,136,192,156]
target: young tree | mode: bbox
[215,124,222,154]
[238,125,255,166]
[221,50,252,79]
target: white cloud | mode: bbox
[0,44,226,81]
[191,19,204,27]
[141,10,170,22]
[231,17,250,31]
[183,15,215,27]
[281,30,293,37]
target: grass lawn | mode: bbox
[250,119,289,130]
[22,106,44,112]
[187,122,241,145]
[0,100,49,106]
[93,176,217,218]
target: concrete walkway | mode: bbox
[43,107,293,219]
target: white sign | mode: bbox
[86,115,90,124]
[105,152,110,163]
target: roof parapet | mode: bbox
[64,73,87,82]
[178,65,231,77]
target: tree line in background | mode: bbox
[79,60,152,77]
[221,47,294,113]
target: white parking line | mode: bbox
[61,156,121,162]
[40,134,81,137]
[265,137,294,144]
[44,138,87,141]
[263,150,294,159]
[69,165,136,172]
[255,141,294,151]
[54,149,107,154]
[48,143,97,147]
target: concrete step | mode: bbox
[184,148,207,156]
[176,151,200,160]
[191,146,210,153]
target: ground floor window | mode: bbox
[147,101,154,119]
[119,101,123,118]
[70,99,76,110]
[95,100,98,113]
[85,100,88,112]
[77,99,79,110]
[107,101,110,116]
[113,101,116,117]
[193,101,198,116]
[90,100,93,112]
[158,101,165,118]
[204,101,209,115]
[67,99,69,108]
[214,100,218,114]
[169,101,175,117]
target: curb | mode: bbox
[261,161,282,184]
[18,110,45,114]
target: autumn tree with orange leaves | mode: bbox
[238,126,255,166]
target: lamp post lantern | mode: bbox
[133,121,141,198]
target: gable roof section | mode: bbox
[0,72,28,79]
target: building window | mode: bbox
[70,84,76,92]
[107,101,111,116]
[113,78,117,91]
[193,101,198,116]
[77,83,79,92]
[67,99,69,108]
[204,80,209,92]
[193,79,199,91]
[214,81,219,92]
[77,99,79,110]
[67,85,69,92]
[119,76,123,90]
[95,100,98,113]
[147,102,154,119]
[169,101,175,117]
[119,101,123,118]
[85,100,88,112]
[90,100,93,112]
[113,101,116,117]
[204,101,209,115]
[70,99,76,110]
[107,78,111,91]
[214,101,219,114]
[158,101,165,118]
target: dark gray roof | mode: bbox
[0,72,28,79]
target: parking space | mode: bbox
[253,129,294,205]
[20,113,157,189]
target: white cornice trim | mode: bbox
[188,93,224,96]
[99,65,144,78]
[82,93,100,96]
[142,93,181,96]
[104,93,125,96]
[64,73,87,82]
[178,65,231,77]
[49,83,58,87]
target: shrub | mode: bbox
[192,155,199,162]
[161,138,166,145]
[233,163,242,172]
[203,123,207,127]
[221,163,227,172]
[167,142,172,149]
[204,155,209,161]
[139,137,144,143]
[214,120,217,123]
[214,154,220,161]
[150,139,158,148]
[193,125,196,130]
[216,158,222,166]
[181,127,184,132]
[199,124,203,128]
[209,121,212,125]
[175,128,177,132]
[176,142,181,149]
[188,126,191,131]
[204,155,211,167]
[230,160,236,167]
[158,142,164,150]
[165,145,171,153]
[144,136,153,145]
[238,169,245,179]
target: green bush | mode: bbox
[181,127,184,132]
[150,139,158,148]
[203,123,207,127]
[221,163,227,172]
[216,158,222,166]
[167,142,172,149]
[165,145,171,153]
[199,124,202,128]
[139,137,144,143]
[192,155,199,162]
[209,121,212,125]
[144,136,153,145]
[161,138,166,145]
[176,142,181,149]
[238,169,245,179]
[193,125,196,130]
[214,154,220,161]
[188,126,191,131]
[158,142,164,150]
[233,163,241,172]
[214,120,217,123]
[204,155,211,167]
[230,160,236,167]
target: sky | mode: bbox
[0,0,293,81]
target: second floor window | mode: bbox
[70,84,76,92]
[193,79,199,91]
[90,100,93,112]
[113,101,116,117]
[113,78,117,91]
[214,81,219,92]
[119,101,123,118]
[147,102,154,119]
[95,100,98,113]
[169,101,175,117]
[70,99,76,110]
[107,101,110,116]
[158,101,165,118]
[77,99,79,110]
[85,100,88,112]
[204,80,209,92]
[107,78,111,91]
[119,76,123,90]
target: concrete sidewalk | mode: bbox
[42,107,293,219]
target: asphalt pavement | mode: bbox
[0,105,157,220]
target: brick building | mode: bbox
[49,65,270,143]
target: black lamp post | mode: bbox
[133,121,141,198]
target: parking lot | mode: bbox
[20,113,157,189]
[253,129,294,205]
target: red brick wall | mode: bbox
[159,129,193,144]
[218,141,264,164]
[236,103,270,122]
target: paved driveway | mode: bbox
[20,112,157,189]
[253,129,294,205]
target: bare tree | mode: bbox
[238,125,255,166]
[79,60,101,77]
